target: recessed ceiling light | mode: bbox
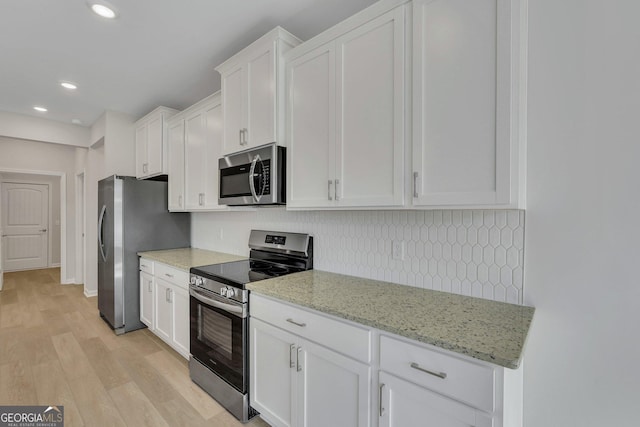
[33,106,48,112]
[90,3,117,19]
[61,82,77,90]
[72,119,83,125]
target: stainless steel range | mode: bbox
[189,230,313,423]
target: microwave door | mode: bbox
[249,155,266,203]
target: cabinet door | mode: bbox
[298,340,371,427]
[412,0,512,206]
[246,43,276,148]
[250,318,296,427]
[139,271,154,329]
[221,65,245,154]
[379,372,493,427]
[335,6,406,207]
[146,115,164,176]
[202,101,224,209]
[171,285,190,359]
[185,111,205,210]
[286,43,336,208]
[154,277,173,344]
[167,119,185,211]
[135,125,148,178]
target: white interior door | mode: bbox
[1,182,49,271]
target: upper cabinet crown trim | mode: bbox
[215,26,302,75]
[136,106,179,123]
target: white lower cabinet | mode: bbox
[139,258,190,359]
[139,271,154,329]
[250,296,371,427]
[250,294,523,427]
[379,371,493,427]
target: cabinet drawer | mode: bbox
[139,258,154,274]
[250,294,372,363]
[380,335,495,412]
[154,263,189,290]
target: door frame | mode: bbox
[0,167,70,283]
[75,171,85,285]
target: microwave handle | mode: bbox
[249,154,262,203]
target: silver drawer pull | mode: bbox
[410,362,447,379]
[165,273,174,278]
[286,318,307,328]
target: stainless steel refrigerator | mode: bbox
[97,175,190,334]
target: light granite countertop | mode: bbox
[138,248,246,271]
[247,270,534,369]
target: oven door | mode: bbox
[190,287,247,393]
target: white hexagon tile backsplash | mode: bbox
[193,209,526,305]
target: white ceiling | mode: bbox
[0,0,376,128]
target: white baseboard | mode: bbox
[84,288,97,298]
[61,277,75,285]
[50,263,61,268]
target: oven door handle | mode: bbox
[190,288,246,318]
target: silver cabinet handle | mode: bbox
[286,318,306,328]
[410,362,447,379]
[379,383,385,417]
[413,172,419,198]
[168,288,173,303]
[296,347,302,372]
[178,195,182,207]
[148,281,152,293]
[289,344,296,368]
[328,180,333,201]
[239,129,243,145]
[199,193,204,206]
[334,179,340,201]
[165,273,174,278]
[242,128,248,145]
[143,163,148,174]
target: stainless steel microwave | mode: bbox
[218,143,286,206]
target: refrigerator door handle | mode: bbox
[98,204,107,262]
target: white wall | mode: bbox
[0,136,82,282]
[81,142,105,297]
[523,1,640,425]
[0,172,61,266]
[0,110,90,148]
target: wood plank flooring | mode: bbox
[0,268,271,427]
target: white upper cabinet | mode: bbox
[135,107,178,179]
[167,93,228,212]
[167,118,185,211]
[216,27,301,155]
[412,0,526,208]
[184,94,225,211]
[287,2,408,209]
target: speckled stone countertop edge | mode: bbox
[247,270,535,370]
[137,247,247,271]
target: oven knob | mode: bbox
[225,287,236,298]
[190,276,196,285]
[220,287,227,297]
[195,277,204,287]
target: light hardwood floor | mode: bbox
[0,268,271,427]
